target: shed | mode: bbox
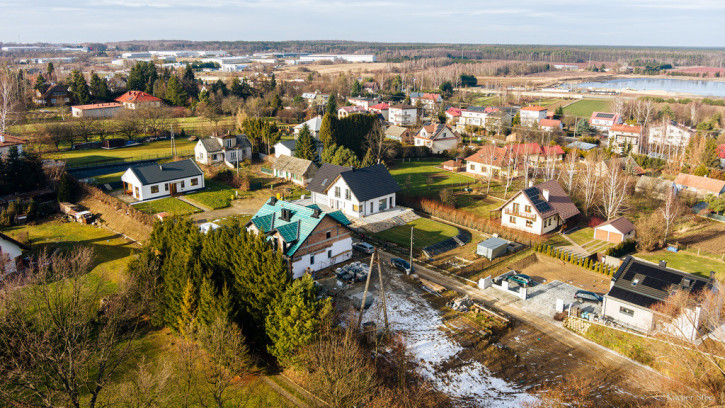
[477,237,509,259]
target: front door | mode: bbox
[170,183,177,195]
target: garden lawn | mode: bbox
[545,234,570,248]
[1,220,138,291]
[566,227,595,246]
[186,180,237,209]
[91,171,124,185]
[634,251,725,278]
[50,139,198,167]
[372,217,458,250]
[389,159,475,197]
[134,197,201,216]
[455,194,502,217]
[563,99,611,118]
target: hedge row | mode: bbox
[534,243,617,276]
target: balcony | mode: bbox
[504,208,536,221]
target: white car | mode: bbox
[352,242,375,254]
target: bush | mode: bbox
[606,239,637,257]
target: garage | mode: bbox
[593,217,635,244]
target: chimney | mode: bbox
[269,197,277,205]
[542,189,550,201]
[659,260,667,268]
[312,208,321,218]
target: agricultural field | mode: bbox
[186,180,238,209]
[372,217,458,250]
[1,220,138,291]
[134,197,202,216]
[51,139,198,167]
[562,99,612,118]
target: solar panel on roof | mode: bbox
[597,113,615,119]
[535,201,552,212]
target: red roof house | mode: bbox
[115,91,163,109]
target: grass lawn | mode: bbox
[566,227,595,246]
[1,220,138,291]
[455,194,501,217]
[563,99,612,118]
[582,324,656,367]
[545,234,570,248]
[186,180,237,209]
[634,251,725,277]
[90,171,124,185]
[134,197,201,216]
[49,139,198,167]
[389,159,475,197]
[529,98,562,107]
[372,217,458,250]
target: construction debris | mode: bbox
[419,278,446,294]
[448,295,474,312]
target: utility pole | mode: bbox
[357,250,376,329]
[358,250,390,332]
[409,226,414,276]
[376,256,389,331]
[170,124,176,157]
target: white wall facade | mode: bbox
[291,237,353,278]
[72,105,122,118]
[608,129,642,154]
[274,143,294,158]
[500,193,560,235]
[414,134,458,154]
[0,238,23,274]
[389,107,417,126]
[520,110,547,127]
[122,170,205,201]
[312,176,396,218]
[602,296,654,333]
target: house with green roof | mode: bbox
[247,197,353,278]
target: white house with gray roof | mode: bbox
[307,163,401,218]
[121,159,204,201]
[194,134,252,167]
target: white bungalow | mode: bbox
[121,159,204,201]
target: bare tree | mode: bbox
[610,97,625,117]
[503,146,521,199]
[302,327,377,408]
[117,110,141,141]
[579,153,599,216]
[644,286,725,405]
[562,149,578,193]
[599,158,630,220]
[660,186,684,244]
[0,248,137,408]
[0,69,19,134]
[111,357,173,408]
[364,120,393,164]
[72,117,100,143]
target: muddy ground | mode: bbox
[319,254,651,407]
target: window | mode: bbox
[353,204,359,212]
[509,216,515,223]
[369,202,373,213]
[379,198,387,211]
[525,205,532,213]
[134,187,139,198]
[470,164,476,171]
[326,231,331,239]
[151,185,159,194]
[164,183,169,191]
[190,178,199,186]
[513,203,520,212]
[230,151,236,159]
[345,189,351,200]
[526,220,533,227]
[180,181,185,188]
[310,254,315,265]
[334,186,341,198]
[619,306,634,317]
[328,250,332,258]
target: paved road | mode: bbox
[377,249,659,382]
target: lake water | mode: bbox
[566,77,725,97]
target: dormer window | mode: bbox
[632,278,639,286]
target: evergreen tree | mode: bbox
[165,75,188,106]
[182,64,198,99]
[46,62,54,77]
[326,94,337,116]
[69,70,91,105]
[319,112,337,148]
[351,79,362,96]
[294,124,317,162]
[266,275,332,364]
[361,147,375,167]
[331,145,361,167]
[89,72,110,101]
[126,62,146,91]
[152,78,166,99]
[178,278,197,337]
[199,89,211,104]
[404,95,411,105]
[57,173,77,203]
[34,74,47,91]
[197,277,233,327]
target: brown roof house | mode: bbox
[0,133,25,156]
[33,84,70,106]
[594,217,635,243]
[272,155,318,187]
[385,125,414,144]
[674,173,725,198]
[498,180,580,235]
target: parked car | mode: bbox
[390,258,413,274]
[353,242,375,254]
[574,290,603,303]
[507,274,533,286]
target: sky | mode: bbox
[1,0,722,47]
